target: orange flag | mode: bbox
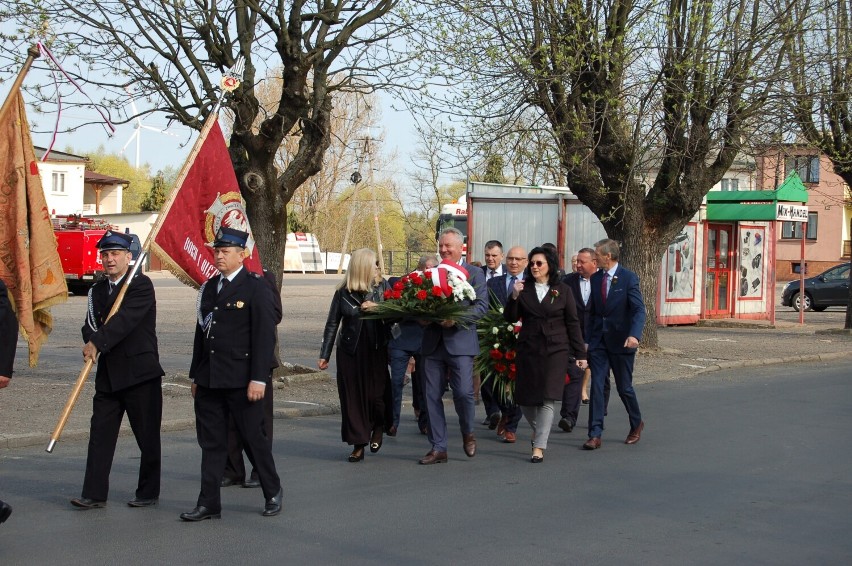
[0,90,68,366]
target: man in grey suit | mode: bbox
[419,228,488,464]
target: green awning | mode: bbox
[706,171,809,221]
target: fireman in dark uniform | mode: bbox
[71,231,164,510]
[181,227,282,521]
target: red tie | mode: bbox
[601,273,608,306]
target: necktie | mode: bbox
[109,282,116,295]
[581,278,590,305]
[508,275,516,293]
[490,269,497,280]
[219,277,230,294]
[601,273,608,305]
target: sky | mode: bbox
[15,86,419,183]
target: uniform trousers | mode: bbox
[224,381,273,482]
[194,384,281,511]
[82,378,162,501]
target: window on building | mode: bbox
[781,212,818,240]
[720,178,739,191]
[785,156,820,183]
[51,172,66,194]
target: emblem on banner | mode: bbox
[204,192,256,253]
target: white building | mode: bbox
[34,148,128,216]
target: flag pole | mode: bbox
[46,57,245,452]
[0,45,39,118]
[143,56,244,253]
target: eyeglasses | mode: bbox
[507,256,525,261]
[531,260,546,267]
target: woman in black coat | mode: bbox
[319,248,392,462]
[505,247,587,462]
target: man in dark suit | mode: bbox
[479,240,506,428]
[486,245,526,443]
[222,268,282,489]
[1,277,18,524]
[419,227,488,464]
[583,238,646,450]
[71,231,164,510]
[560,248,612,432]
[181,227,282,520]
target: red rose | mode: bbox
[392,289,402,299]
[383,289,392,299]
[432,286,443,297]
[424,270,432,277]
[512,324,521,334]
[401,275,409,284]
[489,349,504,360]
[564,373,571,384]
[494,362,507,373]
[415,289,428,300]
[505,350,516,360]
[411,274,423,285]
[393,281,404,291]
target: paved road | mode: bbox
[1,360,849,564]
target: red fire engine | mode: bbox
[52,215,113,295]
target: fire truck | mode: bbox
[53,215,141,295]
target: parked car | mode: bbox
[781,262,851,311]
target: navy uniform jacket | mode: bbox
[190,268,278,388]
[82,272,164,393]
[1,278,18,377]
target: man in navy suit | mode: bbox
[583,239,646,450]
[419,228,488,464]
[486,245,526,443]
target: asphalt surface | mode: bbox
[0,361,850,564]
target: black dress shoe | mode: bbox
[180,506,221,521]
[70,497,106,510]
[531,455,544,463]
[348,444,365,462]
[127,497,158,507]
[262,488,283,517]
[242,477,261,489]
[558,418,574,433]
[0,501,12,523]
[220,476,243,488]
[488,413,500,430]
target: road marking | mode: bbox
[697,338,736,342]
[680,363,707,369]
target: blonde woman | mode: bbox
[319,249,393,462]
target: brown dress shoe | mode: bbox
[462,433,476,457]
[503,431,516,443]
[583,437,602,450]
[496,415,508,436]
[419,450,448,465]
[625,421,644,444]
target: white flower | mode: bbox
[506,325,514,332]
[492,327,499,334]
[493,343,500,349]
[498,307,504,314]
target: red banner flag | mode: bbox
[0,90,68,366]
[150,120,262,287]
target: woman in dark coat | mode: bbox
[319,248,393,462]
[505,246,587,462]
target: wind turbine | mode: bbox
[120,87,181,168]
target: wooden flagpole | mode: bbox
[0,46,39,118]
[46,57,245,452]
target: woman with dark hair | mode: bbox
[505,246,587,462]
[319,248,393,462]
